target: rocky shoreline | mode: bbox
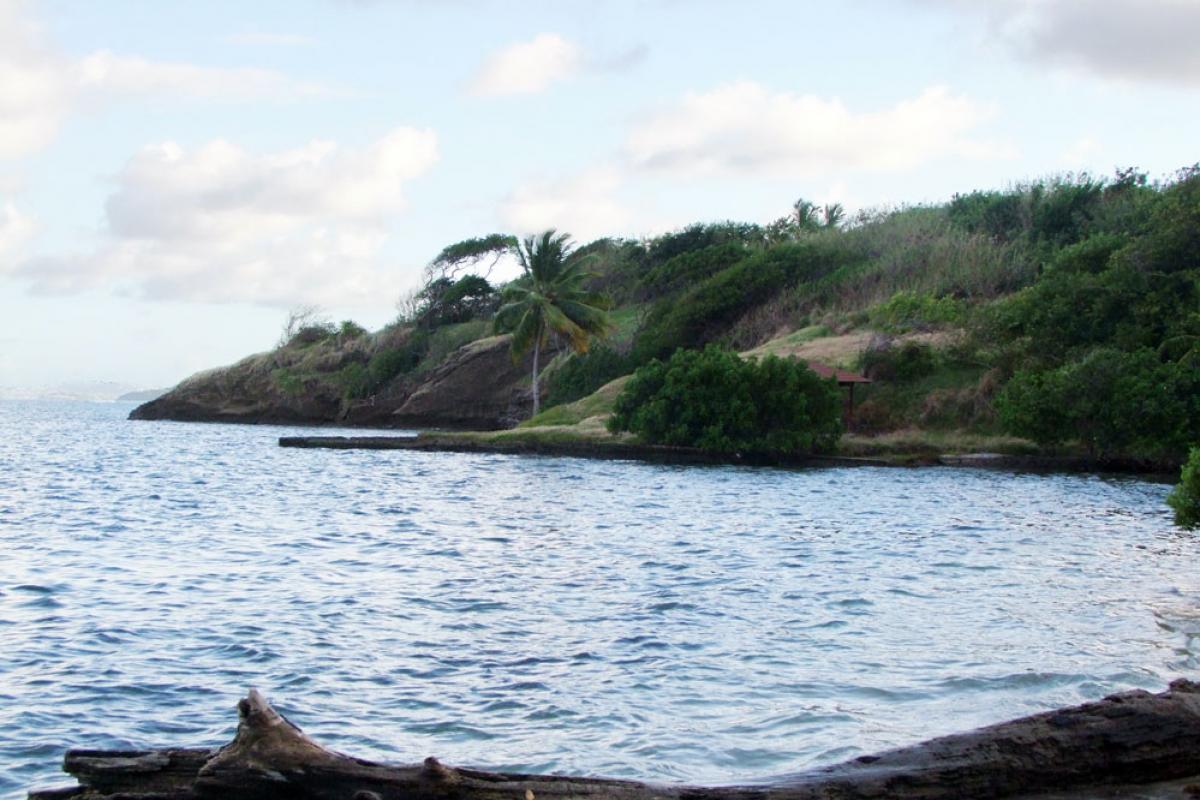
[130,335,536,431]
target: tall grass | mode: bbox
[819,207,1035,310]
[722,209,1032,347]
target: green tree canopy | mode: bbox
[494,230,614,417]
[609,345,843,456]
[414,274,499,328]
[1168,447,1200,529]
[429,234,518,277]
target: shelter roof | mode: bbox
[806,361,872,384]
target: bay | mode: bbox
[0,400,1196,798]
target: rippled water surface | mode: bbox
[1,401,1198,797]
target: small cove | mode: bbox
[1,400,1197,798]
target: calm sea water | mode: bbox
[1,400,1197,797]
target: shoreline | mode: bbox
[279,432,1179,480]
[280,432,890,468]
[31,682,1200,800]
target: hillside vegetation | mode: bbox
[137,166,1200,464]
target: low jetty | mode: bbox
[278,434,889,468]
[30,680,1200,799]
[278,434,1178,478]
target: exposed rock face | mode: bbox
[392,335,531,430]
[129,353,346,425]
[129,334,532,430]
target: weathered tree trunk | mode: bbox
[30,680,1200,800]
[531,336,541,418]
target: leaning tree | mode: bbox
[494,230,613,418]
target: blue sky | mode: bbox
[1,0,1197,391]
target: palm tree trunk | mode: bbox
[531,337,541,418]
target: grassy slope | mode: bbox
[511,327,1039,458]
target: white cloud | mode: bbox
[0,1,71,159]
[77,50,332,100]
[0,1,340,161]
[468,34,646,97]
[6,128,439,307]
[499,167,629,242]
[626,82,1006,177]
[469,33,583,96]
[0,199,35,261]
[921,0,1200,86]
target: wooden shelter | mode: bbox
[805,360,871,425]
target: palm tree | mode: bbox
[494,230,613,418]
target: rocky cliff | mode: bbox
[130,332,533,430]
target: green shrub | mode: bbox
[632,242,841,363]
[948,190,1025,242]
[640,241,750,297]
[272,367,304,396]
[415,275,499,327]
[574,238,648,305]
[608,345,842,455]
[869,291,963,332]
[996,347,1188,458]
[859,341,937,383]
[340,340,427,399]
[338,320,368,339]
[1045,233,1126,275]
[947,176,1105,247]
[545,344,632,407]
[287,322,337,347]
[336,362,370,398]
[1167,447,1200,529]
[646,221,763,265]
[369,344,423,384]
[986,255,1199,363]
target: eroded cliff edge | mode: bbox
[130,330,533,431]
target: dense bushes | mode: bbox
[986,242,1198,363]
[645,221,763,264]
[1168,447,1200,529]
[948,176,1108,247]
[639,242,750,297]
[996,348,1196,458]
[982,168,1200,459]
[608,346,842,455]
[414,275,499,328]
[287,322,337,346]
[859,340,937,383]
[545,345,632,407]
[869,291,964,332]
[632,242,843,363]
[337,320,368,340]
[338,342,425,399]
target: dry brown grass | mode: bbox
[743,328,961,368]
[838,428,1036,457]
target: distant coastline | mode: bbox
[115,388,168,403]
[0,385,167,403]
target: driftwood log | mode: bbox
[30,680,1200,800]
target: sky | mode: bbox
[0,0,1197,392]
